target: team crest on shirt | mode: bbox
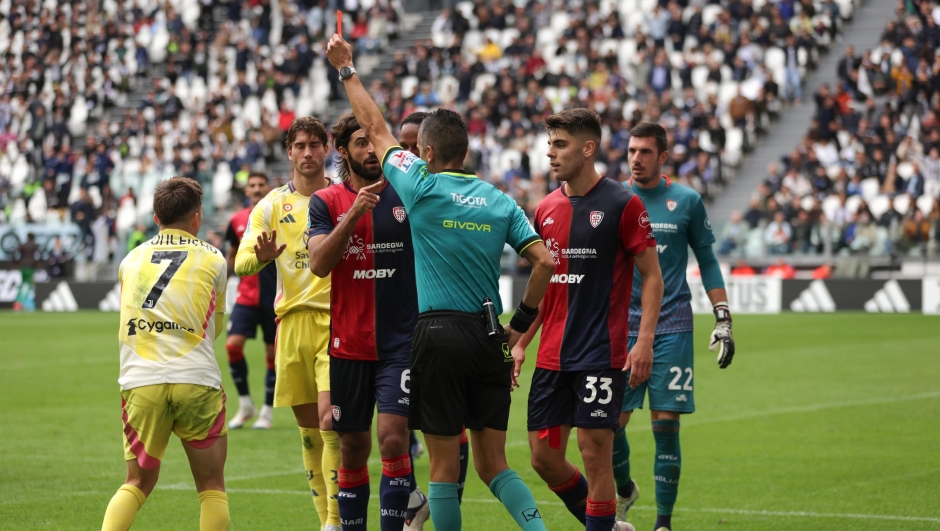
[589,211,604,228]
[283,203,293,211]
[343,235,366,260]
[393,206,406,223]
[545,238,560,264]
[666,199,677,211]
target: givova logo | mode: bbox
[442,220,491,232]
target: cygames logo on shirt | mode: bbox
[442,220,491,232]
[126,318,195,336]
[451,193,488,208]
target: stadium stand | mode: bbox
[721,0,940,258]
[0,0,858,275]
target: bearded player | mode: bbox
[224,172,277,430]
[615,123,735,531]
[305,113,429,531]
[235,117,341,531]
[513,109,662,531]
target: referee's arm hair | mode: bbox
[326,34,399,157]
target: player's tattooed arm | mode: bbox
[627,246,663,388]
[308,182,384,277]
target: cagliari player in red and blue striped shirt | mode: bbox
[514,109,664,531]
[307,113,427,531]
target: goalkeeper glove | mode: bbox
[709,302,735,368]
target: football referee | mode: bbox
[327,35,556,531]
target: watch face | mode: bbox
[340,66,352,78]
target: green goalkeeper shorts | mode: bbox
[622,331,695,414]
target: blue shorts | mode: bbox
[227,303,277,344]
[329,355,410,432]
[622,332,695,414]
[528,367,625,431]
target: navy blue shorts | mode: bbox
[227,303,277,344]
[330,356,410,433]
[527,367,625,431]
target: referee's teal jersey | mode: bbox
[382,147,542,314]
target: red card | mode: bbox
[337,10,342,35]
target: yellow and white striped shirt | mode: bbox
[235,181,331,317]
[118,228,227,390]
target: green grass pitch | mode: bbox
[1,312,939,530]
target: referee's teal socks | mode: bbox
[428,482,461,530]
[652,419,681,519]
[489,469,547,531]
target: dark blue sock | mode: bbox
[229,358,249,396]
[263,368,276,407]
[549,467,588,524]
[337,468,369,531]
[585,499,616,531]
[380,456,411,531]
[458,438,469,503]
[655,514,672,530]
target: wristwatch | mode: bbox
[339,65,357,81]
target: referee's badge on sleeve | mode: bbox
[389,150,417,172]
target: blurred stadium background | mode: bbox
[1,0,939,528]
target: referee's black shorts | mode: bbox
[409,310,512,437]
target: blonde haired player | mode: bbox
[102,177,229,531]
[235,116,340,530]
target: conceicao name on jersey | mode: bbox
[352,269,397,279]
[149,234,221,254]
[451,193,488,207]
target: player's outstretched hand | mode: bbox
[255,230,287,263]
[709,303,735,368]
[509,341,525,391]
[349,181,383,219]
[326,34,353,70]
[625,337,653,388]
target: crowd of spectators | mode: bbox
[376,0,848,218]
[1,0,855,271]
[0,0,401,264]
[722,0,940,258]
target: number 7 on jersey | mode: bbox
[142,251,189,309]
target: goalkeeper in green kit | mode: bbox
[615,123,736,531]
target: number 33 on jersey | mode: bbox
[117,228,227,390]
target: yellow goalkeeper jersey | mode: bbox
[235,180,331,317]
[118,228,227,390]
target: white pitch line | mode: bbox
[461,499,940,523]
[682,390,940,428]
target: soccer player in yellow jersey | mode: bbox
[234,116,340,531]
[101,178,229,531]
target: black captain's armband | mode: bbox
[509,301,539,334]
